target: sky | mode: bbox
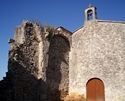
[0,0,125,80]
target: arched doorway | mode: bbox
[86,78,105,101]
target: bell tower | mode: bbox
[85,4,97,21]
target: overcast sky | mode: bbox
[0,0,125,80]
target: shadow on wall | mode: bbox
[46,35,70,101]
[0,46,47,101]
[0,61,47,101]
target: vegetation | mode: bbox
[30,20,55,41]
[44,25,55,41]
[64,93,86,101]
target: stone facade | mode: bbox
[69,20,125,101]
[69,5,125,101]
[0,5,125,101]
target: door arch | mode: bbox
[86,78,105,101]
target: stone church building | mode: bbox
[0,5,125,101]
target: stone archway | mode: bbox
[86,78,105,101]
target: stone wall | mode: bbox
[0,21,49,101]
[47,35,69,101]
[69,20,125,101]
[46,27,72,101]
[0,21,72,101]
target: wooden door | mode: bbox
[86,78,105,101]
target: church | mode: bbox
[0,4,125,101]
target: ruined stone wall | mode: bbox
[0,21,72,101]
[47,35,70,101]
[70,20,125,101]
[0,21,49,101]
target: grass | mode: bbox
[64,93,86,101]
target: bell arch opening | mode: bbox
[87,9,93,20]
